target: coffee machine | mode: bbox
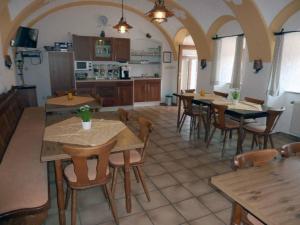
[119,65,130,79]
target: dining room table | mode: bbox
[45,95,101,113]
[173,92,268,154]
[41,116,144,225]
[211,156,300,225]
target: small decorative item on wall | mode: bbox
[163,51,172,63]
[253,59,263,73]
[200,59,207,69]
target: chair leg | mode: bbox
[136,165,151,202]
[133,167,140,183]
[178,112,185,130]
[229,130,233,139]
[221,130,228,158]
[269,135,275,148]
[71,190,77,225]
[111,167,119,196]
[65,186,71,210]
[251,134,256,149]
[179,114,186,132]
[206,127,217,148]
[105,184,119,225]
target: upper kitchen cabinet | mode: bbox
[112,38,130,62]
[92,37,113,61]
[72,35,93,60]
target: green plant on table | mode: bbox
[78,105,91,122]
[231,90,240,100]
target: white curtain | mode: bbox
[230,36,244,89]
[268,35,284,96]
[210,39,221,86]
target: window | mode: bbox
[216,36,237,85]
[279,33,300,93]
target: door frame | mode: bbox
[177,45,197,95]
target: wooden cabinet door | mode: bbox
[92,37,113,61]
[49,52,74,95]
[116,82,133,106]
[147,80,161,101]
[76,82,96,96]
[113,38,130,62]
[95,82,117,107]
[134,80,147,102]
[72,35,92,60]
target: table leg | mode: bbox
[123,151,132,213]
[54,160,66,225]
[236,117,244,155]
[231,202,242,225]
[263,135,268,149]
[205,106,211,142]
[177,96,182,128]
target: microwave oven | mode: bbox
[74,61,92,71]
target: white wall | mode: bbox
[22,5,177,105]
[0,37,16,94]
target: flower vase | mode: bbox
[82,120,92,130]
[233,99,239,105]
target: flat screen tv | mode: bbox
[13,26,39,48]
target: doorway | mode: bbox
[178,45,198,93]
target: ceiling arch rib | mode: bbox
[225,0,273,62]
[206,15,236,39]
[3,0,178,59]
[174,27,190,53]
[270,0,300,32]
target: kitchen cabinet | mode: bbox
[92,37,113,61]
[134,79,161,102]
[76,81,133,107]
[72,35,93,61]
[48,52,75,95]
[113,38,130,62]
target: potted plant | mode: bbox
[231,89,240,104]
[78,105,92,130]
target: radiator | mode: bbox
[290,101,300,136]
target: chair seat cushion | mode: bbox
[64,159,109,183]
[247,213,264,225]
[244,123,266,133]
[225,119,240,129]
[109,150,142,166]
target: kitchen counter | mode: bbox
[76,77,161,83]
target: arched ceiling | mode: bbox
[1,0,300,62]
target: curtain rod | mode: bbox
[212,33,244,40]
[274,29,300,36]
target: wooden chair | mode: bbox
[243,107,285,149]
[184,89,195,93]
[213,91,229,98]
[178,95,206,137]
[63,139,119,225]
[117,108,129,124]
[109,117,152,201]
[232,149,278,225]
[281,142,300,157]
[244,97,265,106]
[207,104,240,157]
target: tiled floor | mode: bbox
[45,106,298,225]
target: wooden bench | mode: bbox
[0,88,49,225]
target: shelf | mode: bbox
[129,61,161,65]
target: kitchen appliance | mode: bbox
[75,72,88,80]
[119,65,130,79]
[74,61,92,71]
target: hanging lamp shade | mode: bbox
[113,0,133,33]
[145,0,174,24]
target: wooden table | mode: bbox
[41,120,144,225]
[173,93,268,154]
[45,95,101,113]
[211,157,300,225]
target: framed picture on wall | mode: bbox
[163,51,172,63]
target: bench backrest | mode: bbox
[0,89,24,162]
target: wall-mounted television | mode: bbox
[13,26,39,48]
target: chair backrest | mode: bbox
[117,108,129,124]
[281,142,300,157]
[137,117,153,160]
[211,103,228,129]
[181,95,194,114]
[184,89,195,93]
[244,97,264,105]
[92,94,103,107]
[63,139,117,188]
[265,107,285,133]
[213,91,228,98]
[234,149,278,169]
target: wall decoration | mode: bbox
[253,59,263,73]
[163,51,172,63]
[200,59,207,69]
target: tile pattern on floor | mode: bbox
[45,106,298,225]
